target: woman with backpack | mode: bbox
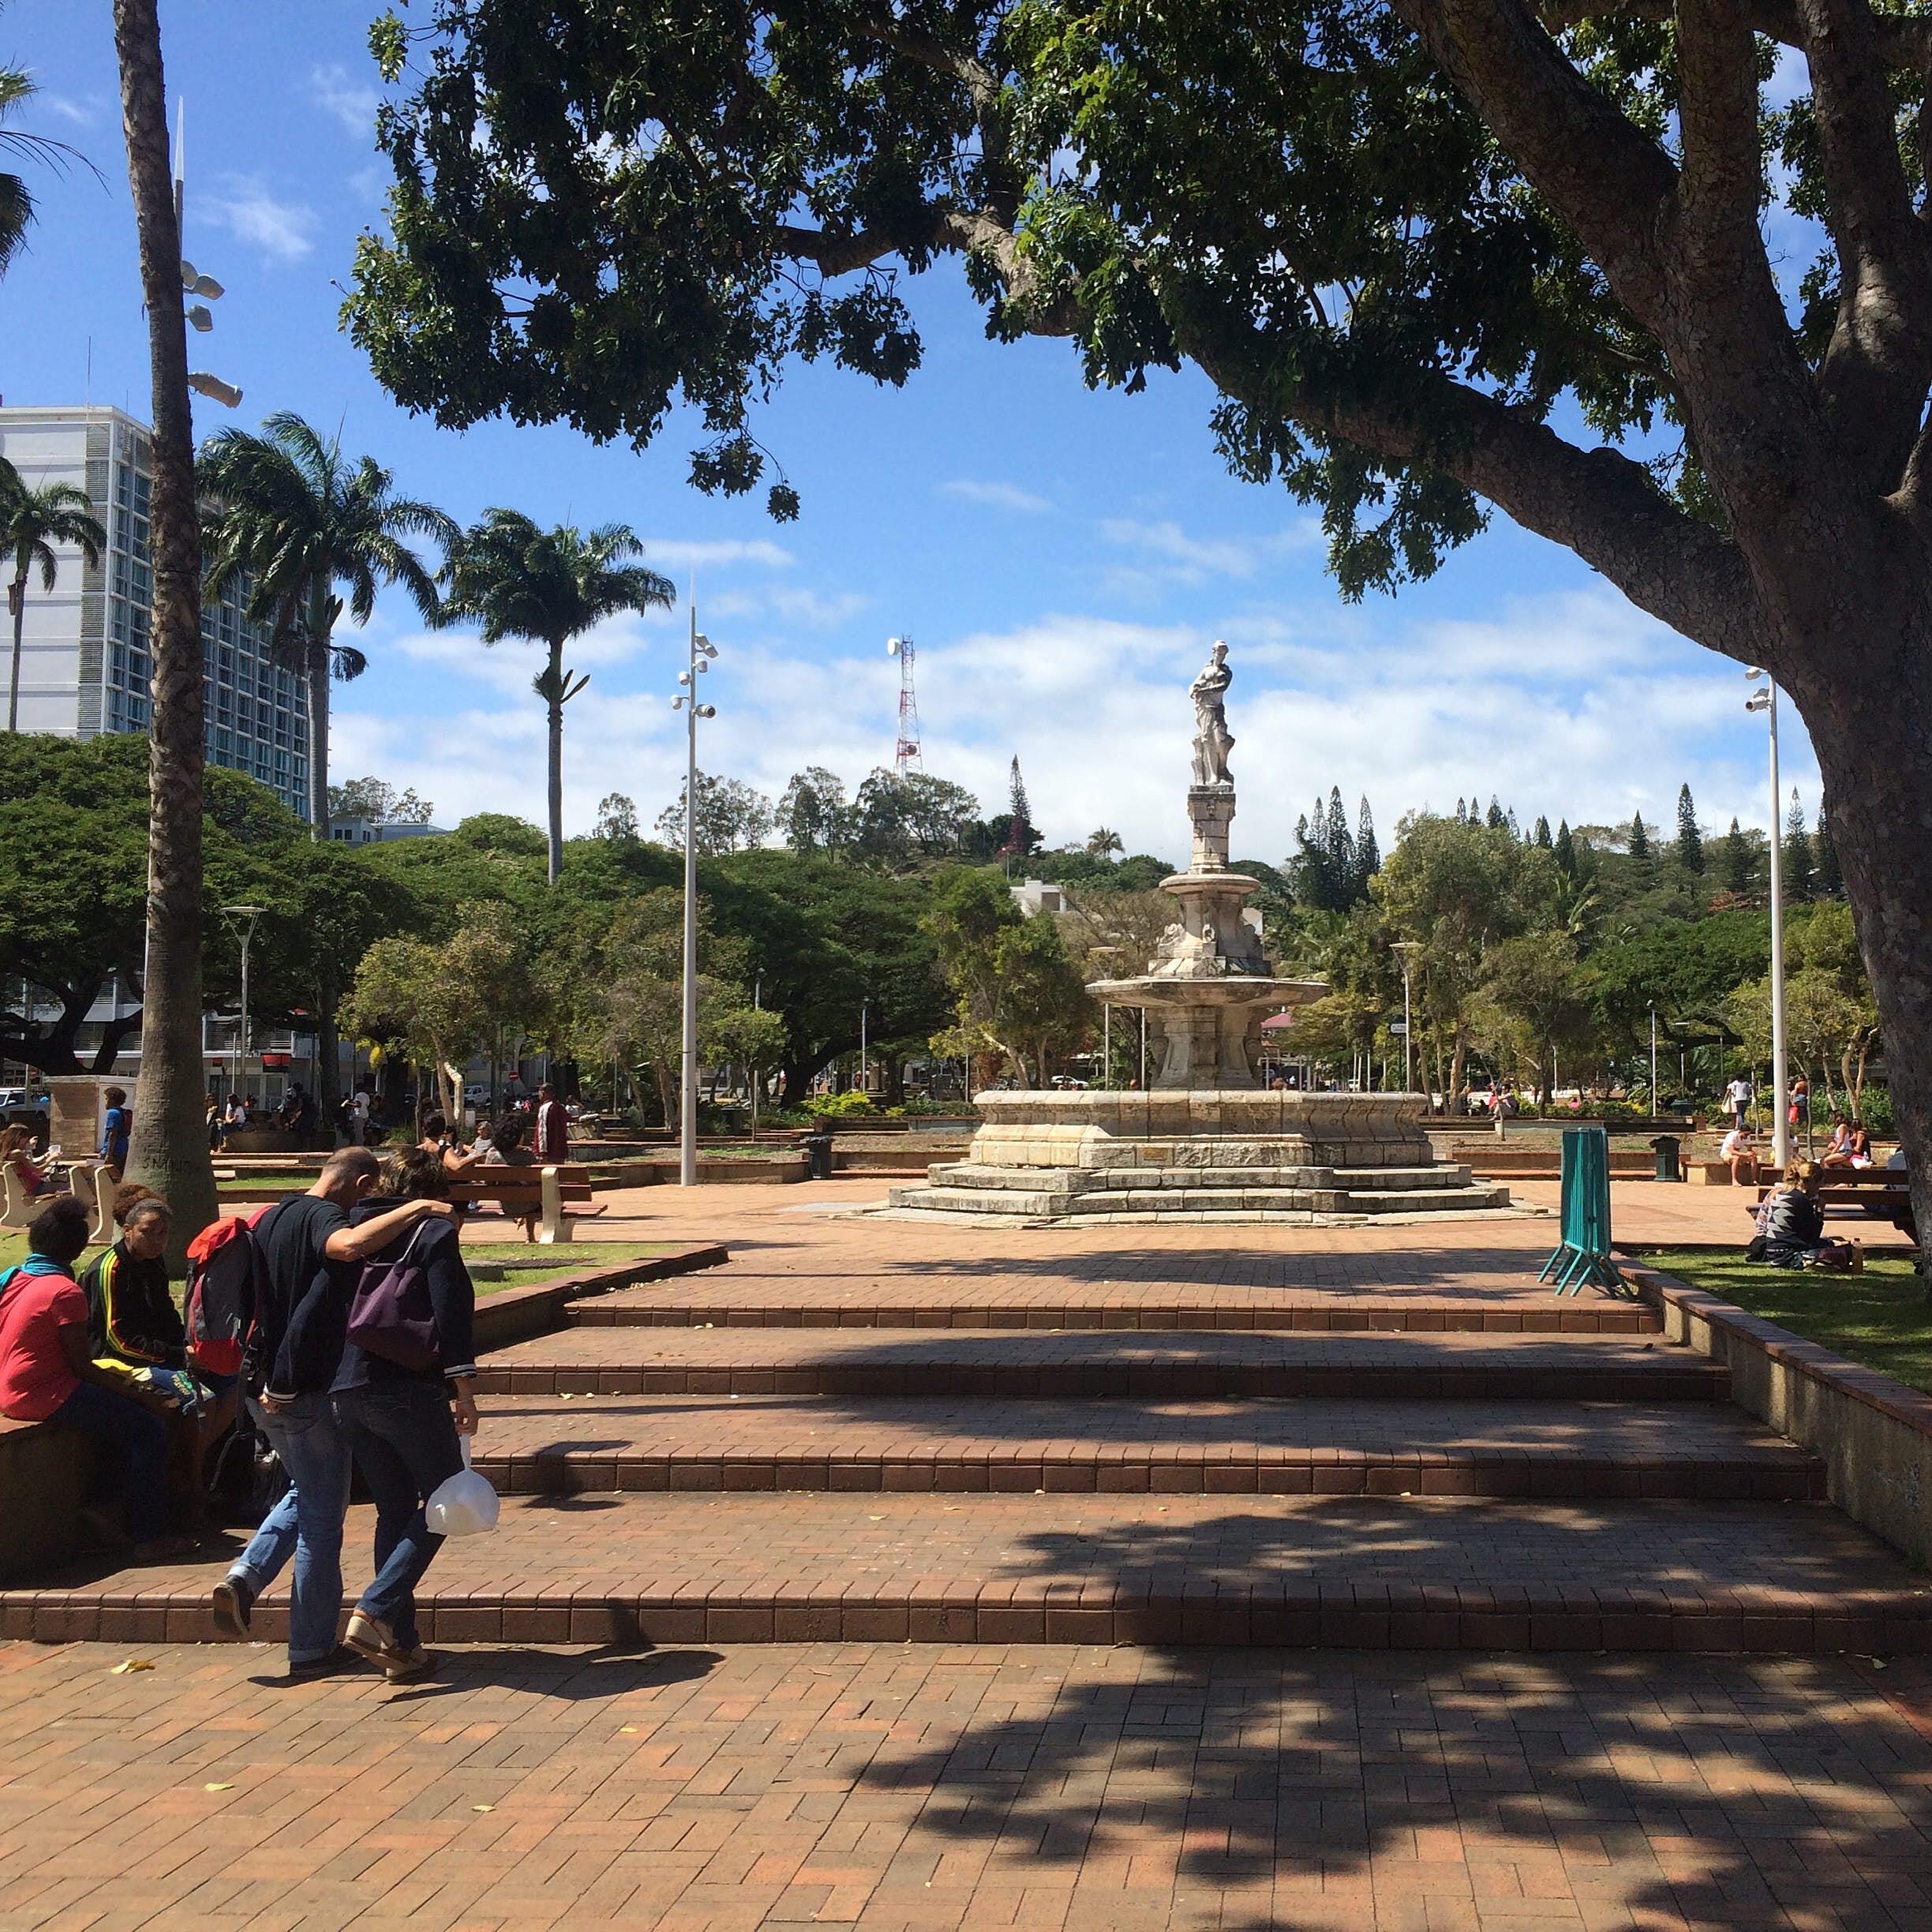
[0,1194,189,1559]
[331,1144,479,1683]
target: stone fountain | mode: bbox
[889,642,1513,1222]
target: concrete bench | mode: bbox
[451,1164,600,1244]
[0,1414,92,1581]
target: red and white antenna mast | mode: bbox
[886,635,923,776]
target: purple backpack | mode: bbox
[345,1222,440,1371]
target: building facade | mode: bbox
[0,403,311,818]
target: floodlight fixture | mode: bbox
[186,372,243,407]
[187,304,214,332]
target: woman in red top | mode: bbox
[0,1195,183,1556]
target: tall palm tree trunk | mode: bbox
[305,624,344,1125]
[545,635,564,885]
[6,571,24,732]
[112,0,215,1261]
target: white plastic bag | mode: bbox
[425,1436,500,1537]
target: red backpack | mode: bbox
[184,1204,278,1377]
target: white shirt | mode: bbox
[1720,1129,1750,1159]
[1725,1080,1751,1106]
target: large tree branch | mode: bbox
[1388,0,1681,331]
[1792,0,1932,484]
[1541,0,1932,67]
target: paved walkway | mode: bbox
[7,1192,1930,1928]
[7,1641,1932,1930]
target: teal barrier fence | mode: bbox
[1537,1125,1628,1295]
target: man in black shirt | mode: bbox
[211,1148,459,1678]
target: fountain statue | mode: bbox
[887,640,1514,1222]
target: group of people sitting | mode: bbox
[0,1142,483,1683]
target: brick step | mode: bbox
[567,1290,1661,1335]
[897,1182,1515,1219]
[462,1392,1821,1500]
[476,1327,1728,1402]
[13,1493,1925,1653]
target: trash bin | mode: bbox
[803,1129,834,1181]
[1650,1134,1683,1183]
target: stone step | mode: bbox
[567,1286,1661,1335]
[13,1492,1926,1653]
[477,1327,1728,1402]
[1335,1185,1515,1214]
[459,1391,1821,1500]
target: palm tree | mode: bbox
[111,0,217,1256]
[0,17,99,279]
[2,472,105,729]
[438,510,676,882]
[197,412,453,836]
[1086,827,1125,860]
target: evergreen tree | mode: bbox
[1814,803,1844,898]
[1454,797,1466,823]
[1354,796,1380,889]
[1628,811,1651,862]
[1553,818,1578,878]
[1485,796,1506,829]
[1325,786,1354,893]
[1007,756,1032,851]
[1533,814,1552,849]
[1675,783,1703,874]
[1722,817,1754,896]
[1505,807,1521,838]
[1783,792,1815,903]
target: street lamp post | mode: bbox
[671,608,717,1187]
[1746,668,1791,1169]
[1649,1002,1659,1115]
[221,904,264,1106]
[859,999,869,1091]
[1391,942,1421,1098]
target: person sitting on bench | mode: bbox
[1718,1123,1758,1186]
[478,1117,541,1239]
[1822,1117,1874,1169]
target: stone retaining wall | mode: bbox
[1627,1263,1932,1567]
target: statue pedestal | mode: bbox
[1187,784,1234,871]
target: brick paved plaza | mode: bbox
[6,1188,1932,1929]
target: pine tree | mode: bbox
[1325,786,1354,893]
[1553,818,1578,878]
[1483,796,1504,829]
[1783,792,1815,902]
[1533,814,1552,848]
[1723,817,1754,896]
[1628,811,1651,862]
[1354,796,1380,889]
[1814,803,1844,898]
[1454,797,1466,822]
[1505,807,1521,838]
[1004,755,1035,856]
[1675,783,1703,874]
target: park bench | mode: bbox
[450,1163,601,1244]
[1750,1168,1915,1234]
[2,1159,114,1242]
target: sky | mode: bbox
[0,2,1822,865]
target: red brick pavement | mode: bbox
[476,1326,1728,1402]
[9,1492,1926,1653]
[6,1639,1932,1930]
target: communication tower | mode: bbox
[886,635,923,776]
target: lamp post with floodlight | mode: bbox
[671,609,717,1186]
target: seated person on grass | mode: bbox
[1747,1161,1863,1271]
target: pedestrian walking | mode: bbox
[209,1148,458,1681]
[534,1082,569,1163]
[333,1146,481,1683]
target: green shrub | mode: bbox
[800,1089,876,1119]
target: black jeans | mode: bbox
[331,1382,462,1650]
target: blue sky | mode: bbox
[0,1,1821,862]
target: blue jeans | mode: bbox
[52,1381,167,1542]
[232,1394,352,1665]
[332,1382,463,1651]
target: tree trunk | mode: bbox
[1794,662,1932,1271]
[112,0,216,1265]
[6,574,24,732]
[545,637,564,885]
[307,628,331,837]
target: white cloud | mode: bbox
[340,583,1818,867]
[644,537,794,575]
[710,585,871,630]
[1097,515,1325,588]
[313,64,381,139]
[938,478,1054,515]
[199,176,318,264]
[40,93,102,128]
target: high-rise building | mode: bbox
[0,403,311,818]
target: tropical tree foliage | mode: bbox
[0,470,104,730]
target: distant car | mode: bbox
[0,1091,50,1149]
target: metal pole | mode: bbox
[1103,1003,1110,1089]
[860,999,868,1089]
[1649,1003,1658,1114]
[239,920,252,1107]
[1139,1009,1148,1090]
[1767,685,1790,1169]
[680,604,698,1188]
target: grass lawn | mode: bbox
[215,1172,313,1191]
[1638,1247,1932,1394]
[464,1240,690,1290]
